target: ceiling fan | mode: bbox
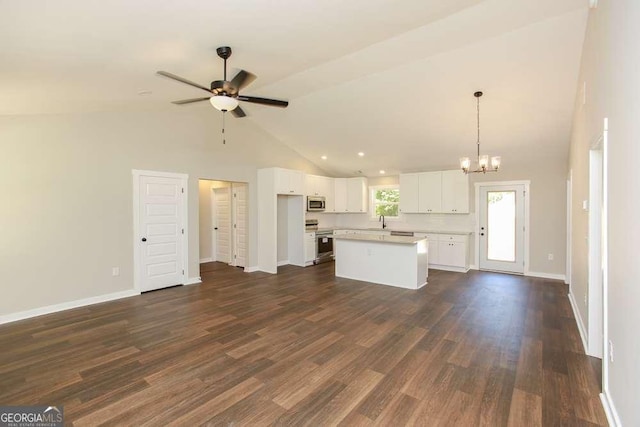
[157,46,288,118]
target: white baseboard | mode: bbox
[277,260,289,267]
[469,264,478,270]
[600,391,621,427]
[0,289,139,326]
[525,271,566,281]
[429,264,469,273]
[184,277,201,286]
[199,257,213,263]
[567,292,589,354]
[244,266,259,273]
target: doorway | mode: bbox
[476,182,529,274]
[198,179,247,270]
[588,138,604,359]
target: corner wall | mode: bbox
[568,1,640,424]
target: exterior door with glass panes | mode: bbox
[478,184,525,274]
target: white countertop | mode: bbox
[333,234,428,245]
[334,227,472,235]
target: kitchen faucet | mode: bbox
[379,215,387,229]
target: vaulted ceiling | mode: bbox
[0,0,588,176]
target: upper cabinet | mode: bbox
[399,173,419,213]
[418,171,442,213]
[305,174,335,212]
[275,168,304,195]
[334,177,367,213]
[346,177,368,213]
[441,170,469,213]
[399,170,468,214]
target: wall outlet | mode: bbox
[609,340,614,362]
[548,253,554,261]
[112,267,120,277]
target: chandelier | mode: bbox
[460,91,501,174]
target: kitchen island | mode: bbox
[333,234,428,289]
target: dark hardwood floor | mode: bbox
[0,262,606,426]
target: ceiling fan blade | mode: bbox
[230,106,247,118]
[230,70,257,91]
[156,71,212,94]
[237,95,288,108]
[171,97,211,105]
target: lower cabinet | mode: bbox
[304,232,316,266]
[416,233,469,272]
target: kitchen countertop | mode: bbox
[335,227,473,235]
[333,234,428,245]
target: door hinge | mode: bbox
[182,269,184,275]
[181,228,184,234]
[233,193,237,198]
[181,188,184,194]
[234,224,237,229]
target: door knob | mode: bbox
[141,237,147,242]
[214,227,218,230]
[480,233,484,236]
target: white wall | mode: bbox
[0,109,324,318]
[569,1,640,425]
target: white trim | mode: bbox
[525,271,566,281]
[474,180,531,274]
[199,257,213,263]
[469,264,478,270]
[601,118,610,397]
[184,277,202,286]
[277,260,290,267]
[568,292,589,353]
[244,266,259,273]
[132,169,189,293]
[599,391,621,427]
[429,265,470,273]
[0,289,139,326]
[566,171,572,285]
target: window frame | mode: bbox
[369,184,401,220]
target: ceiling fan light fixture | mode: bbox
[209,95,239,112]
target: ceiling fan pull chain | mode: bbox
[222,111,226,144]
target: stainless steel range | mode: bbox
[305,219,334,264]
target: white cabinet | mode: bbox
[334,177,368,213]
[399,170,468,214]
[334,178,347,212]
[414,232,469,272]
[347,177,368,213]
[304,232,316,266]
[441,170,469,213]
[305,174,335,212]
[399,173,420,214]
[418,171,442,213]
[275,168,304,195]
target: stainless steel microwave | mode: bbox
[307,196,326,212]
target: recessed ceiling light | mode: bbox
[321,155,327,160]
[379,170,386,174]
[358,152,365,157]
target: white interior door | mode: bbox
[213,187,231,263]
[139,175,184,292]
[232,183,247,267]
[479,184,525,274]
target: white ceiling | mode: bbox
[0,0,588,176]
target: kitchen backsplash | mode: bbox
[305,212,474,232]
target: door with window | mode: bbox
[478,184,526,274]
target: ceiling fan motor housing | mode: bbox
[210,80,238,96]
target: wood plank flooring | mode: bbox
[0,262,607,426]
